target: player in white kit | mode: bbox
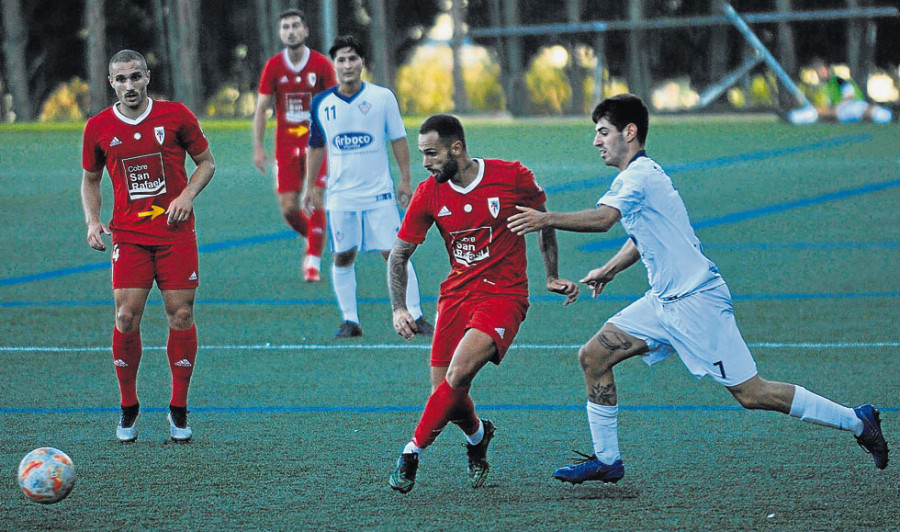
[508,94,889,484]
[302,35,432,338]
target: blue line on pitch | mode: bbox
[543,133,872,195]
[579,177,900,252]
[0,134,883,288]
[1,404,896,415]
[2,291,898,308]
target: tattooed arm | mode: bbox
[535,204,579,306]
[388,238,419,339]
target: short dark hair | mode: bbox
[419,114,466,150]
[592,94,649,145]
[108,49,148,75]
[278,9,306,24]
[329,35,365,60]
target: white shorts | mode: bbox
[328,203,402,253]
[607,283,758,386]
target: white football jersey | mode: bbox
[309,82,406,211]
[597,153,723,300]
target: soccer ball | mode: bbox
[17,447,77,504]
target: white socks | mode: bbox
[789,385,863,436]
[405,261,423,320]
[403,441,424,455]
[465,419,485,446]
[331,264,359,324]
[586,402,621,464]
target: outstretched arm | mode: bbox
[508,204,621,235]
[388,238,419,339]
[582,238,641,298]
[534,204,579,306]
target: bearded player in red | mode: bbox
[81,49,215,443]
[388,114,580,492]
[252,8,336,282]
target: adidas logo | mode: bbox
[494,327,506,339]
[189,271,198,281]
[173,359,192,368]
[110,136,122,147]
[114,359,127,367]
[438,206,452,217]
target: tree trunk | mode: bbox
[626,0,648,101]
[173,0,201,111]
[1,0,34,121]
[85,0,108,117]
[502,0,524,116]
[450,0,469,112]
[368,0,393,89]
[707,0,729,90]
[775,0,797,77]
[255,0,273,65]
[565,0,583,114]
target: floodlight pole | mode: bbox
[722,3,812,109]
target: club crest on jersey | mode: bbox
[358,101,371,115]
[488,197,500,218]
[154,126,165,145]
[308,73,317,85]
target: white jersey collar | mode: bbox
[448,158,485,194]
[113,98,154,125]
[282,47,310,72]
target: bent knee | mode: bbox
[578,342,612,374]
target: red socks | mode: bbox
[413,380,478,448]
[306,208,326,257]
[166,325,197,408]
[112,327,142,407]
[285,208,326,258]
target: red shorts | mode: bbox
[111,241,199,290]
[430,291,529,367]
[274,144,327,194]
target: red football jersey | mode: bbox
[399,158,547,296]
[82,99,210,245]
[258,47,336,148]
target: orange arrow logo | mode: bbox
[138,205,165,220]
[287,124,309,137]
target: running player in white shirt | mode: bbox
[302,35,432,338]
[508,94,889,484]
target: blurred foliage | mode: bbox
[395,44,505,115]
[38,78,89,122]
[206,85,256,118]
[524,47,572,114]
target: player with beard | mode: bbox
[387,114,579,493]
[252,8,336,282]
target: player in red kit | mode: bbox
[81,49,215,443]
[252,8,337,282]
[388,114,579,493]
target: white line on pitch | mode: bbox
[0,341,898,353]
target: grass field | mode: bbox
[0,116,898,530]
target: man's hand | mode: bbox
[547,277,579,306]
[86,221,111,251]
[166,194,194,225]
[301,185,325,216]
[393,308,419,340]
[580,267,616,298]
[397,181,412,209]
[508,205,549,236]
[253,145,270,173]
